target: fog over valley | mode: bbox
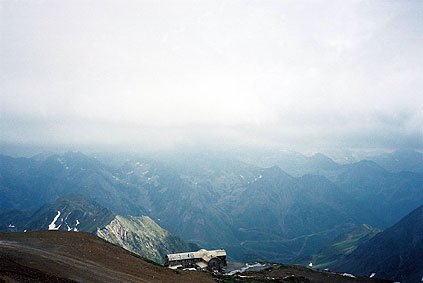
[1,1,423,282]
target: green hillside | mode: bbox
[297,224,381,269]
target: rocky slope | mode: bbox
[216,263,392,283]
[0,194,195,264]
[26,193,116,233]
[96,215,196,264]
[331,205,423,283]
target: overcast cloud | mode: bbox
[1,0,422,153]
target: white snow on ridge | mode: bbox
[73,219,80,232]
[341,273,356,278]
[48,211,61,230]
[227,263,266,275]
[252,175,263,182]
[8,224,15,228]
[370,273,376,278]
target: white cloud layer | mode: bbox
[1,0,422,152]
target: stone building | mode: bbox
[165,249,227,272]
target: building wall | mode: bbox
[207,257,226,272]
[165,255,227,272]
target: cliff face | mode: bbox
[96,215,194,264]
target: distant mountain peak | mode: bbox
[25,194,116,233]
[370,149,423,173]
[261,165,293,180]
[349,160,387,173]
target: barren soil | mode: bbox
[0,231,213,283]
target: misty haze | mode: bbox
[0,1,422,282]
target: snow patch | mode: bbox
[227,263,266,275]
[308,262,313,267]
[48,211,61,230]
[370,273,376,278]
[252,175,264,182]
[341,273,356,278]
[73,219,80,231]
[8,224,15,228]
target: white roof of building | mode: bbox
[167,249,226,262]
[196,261,208,269]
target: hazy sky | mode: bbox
[1,0,422,153]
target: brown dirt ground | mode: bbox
[0,231,214,283]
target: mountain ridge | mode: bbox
[331,205,423,283]
[1,151,422,262]
[0,193,195,264]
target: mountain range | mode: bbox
[1,149,422,264]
